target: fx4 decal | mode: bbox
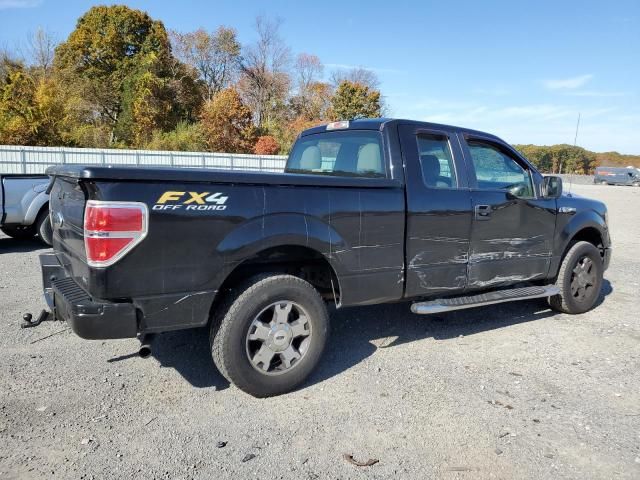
[153,191,229,211]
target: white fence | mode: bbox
[0,145,287,175]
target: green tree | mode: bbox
[330,80,381,120]
[145,121,206,151]
[514,144,597,174]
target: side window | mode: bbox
[416,134,457,188]
[467,140,534,197]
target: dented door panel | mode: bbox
[399,124,473,298]
[466,193,557,288]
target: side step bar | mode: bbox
[411,285,560,315]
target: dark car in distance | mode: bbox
[35,118,611,397]
[594,166,640,186]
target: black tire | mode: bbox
[36,208,53,246]
[210,274,329,397]
[600,181,608,185]
[549,241,603,314]
[633,181,640,188]
[1,225,36,240]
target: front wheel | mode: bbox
[210,274,329,397]
[549,241,604,314]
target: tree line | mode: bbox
[0,5,637,173]
[514,144,640,174]
[0,5,382,155]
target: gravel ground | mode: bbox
[1,183,639,479]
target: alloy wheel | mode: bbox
[245,301,312,375]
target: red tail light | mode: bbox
[84,201,148,267]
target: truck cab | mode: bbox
[287,119,610,300]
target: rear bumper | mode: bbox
[40,253,138,339]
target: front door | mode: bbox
[399,124,473,298]
[459,134,557,290]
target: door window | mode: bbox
[467,140,534,197]
[416,134,458,188]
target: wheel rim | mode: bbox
[570,256,597,302]
[245,301,312,376]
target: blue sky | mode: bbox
[1,0,638,153]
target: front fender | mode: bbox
[549,208,610,277]
[557,209,609,253]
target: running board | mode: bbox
[411,285,560,315]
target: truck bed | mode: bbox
[45,164,406,334]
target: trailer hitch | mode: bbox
[21,310,51,328]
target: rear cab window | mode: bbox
[285,131,386,178]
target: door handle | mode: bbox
[475,204,492,220]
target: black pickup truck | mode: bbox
[37,118,611,397]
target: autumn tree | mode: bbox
[171,27,241,100]
[330,67,380,90]
[0,66,67,146]
[288,53,331,121]
[294,53,323,93]
[200,88,255,153]
[254,135,280,155]
[238,16,291,128]
[331,80,381,120]
[54,5,192,146]
[25,28,57,78]
[0,49,22,87]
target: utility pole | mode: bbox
[573,113,581,146]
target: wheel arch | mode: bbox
[24,192,49,225]
[215,244,342,308]
[551,215,608,280]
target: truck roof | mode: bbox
[300,118,504,142]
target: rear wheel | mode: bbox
[633,181,640,187]
[210,274,329,397]
[36,209,52,246]
[1,225,35,240]
[600,180,608,185]
[549,241,603,314]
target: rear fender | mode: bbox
[216,212,348,281]
[24,191,49,225]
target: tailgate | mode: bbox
[49,176,90,288]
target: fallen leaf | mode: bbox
[342,454,379,467]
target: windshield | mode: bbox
[285,130,386,178]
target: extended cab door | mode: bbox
[399,124,473,298]
[459,134,556,290]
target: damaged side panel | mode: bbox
[466,193,557,290]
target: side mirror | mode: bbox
[543,176,563,199]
